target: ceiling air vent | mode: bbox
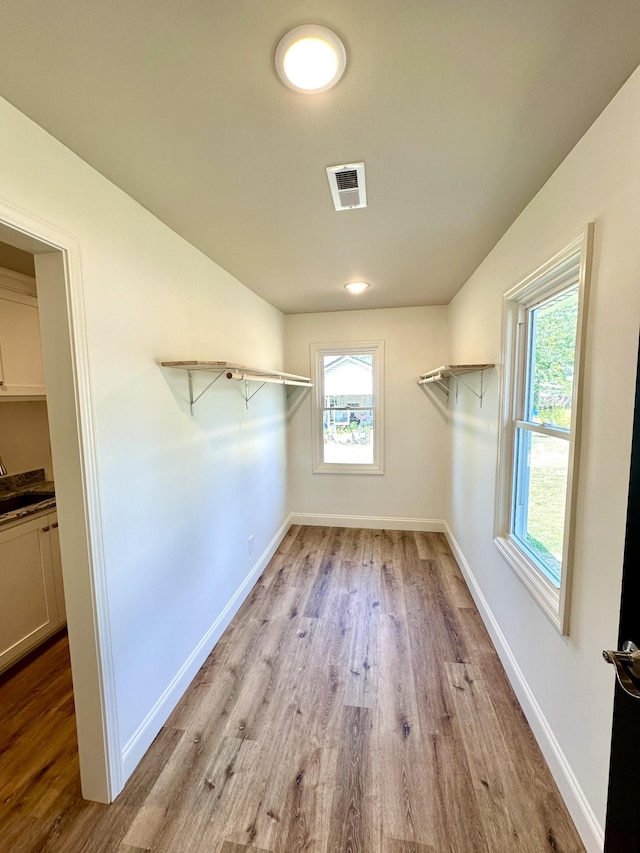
[326,162,367,211]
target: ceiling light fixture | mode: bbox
[344,281,370,294]
[275,25,347,93]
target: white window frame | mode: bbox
[311,340,384,475]
[494,226,593,634]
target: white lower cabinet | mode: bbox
[0,510,64,672]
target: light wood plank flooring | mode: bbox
[0,527,585,852]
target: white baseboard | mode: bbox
[290,512,446,532]
[120,514,293,783]
[444,523,604,853]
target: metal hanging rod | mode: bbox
[417,364,494,407]
[225,371,311,387]
[417,373,450,395]
[225,371,313,408]
[160,360,312,415]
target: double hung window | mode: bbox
[311,341,384,474]
[495,228,592,633]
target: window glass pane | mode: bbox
[526,286,578,429]
[512,429,569,588]
[323,353,373,409]
[322,409,374,464]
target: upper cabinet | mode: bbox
[0,268,46,400]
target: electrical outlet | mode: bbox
[248,535,254,555]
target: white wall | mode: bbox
[286,307,450,526]
[0,96,288,796]
[0,401,53,479]
[447,67,640,847]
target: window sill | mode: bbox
[493,534,565,634]
[313,462,384,475]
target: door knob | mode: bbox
[603,640,640,699]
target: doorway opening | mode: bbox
[0,243,65,666]
[0,213,118,804]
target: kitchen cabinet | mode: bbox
[0,510,64,672]
[0,285,46,398]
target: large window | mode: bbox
[311,341,384,474]
[494,228,592,633]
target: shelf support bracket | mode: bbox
[188,369,224,416]
[161,362,313,415]
[451,369,487,407]
[244,379,266,408]
[432,376,451,397]
[418,365,492,408]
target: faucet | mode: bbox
[0,456,7,476]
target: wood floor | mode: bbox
[0,526,585,852]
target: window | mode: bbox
[494,227,592,633]
[311,341,384,474]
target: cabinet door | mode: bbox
[0,515,59,672]
[0,289,46,397]
[49,513,66,625]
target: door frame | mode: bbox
[0,198,120,802]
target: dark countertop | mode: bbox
[0,469,56,527]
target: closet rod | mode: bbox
[225,371,312,388]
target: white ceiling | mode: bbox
[0,2,639,314]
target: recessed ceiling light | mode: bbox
[344,281,370,294]
[275,25,347,93]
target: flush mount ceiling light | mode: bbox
[344,281,370,294]
[275,25,347,93]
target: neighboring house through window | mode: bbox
[494,226,592,633]
[311,341,384,474]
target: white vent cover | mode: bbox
[326,162,367,211]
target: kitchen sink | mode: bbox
[0,492,54,514]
